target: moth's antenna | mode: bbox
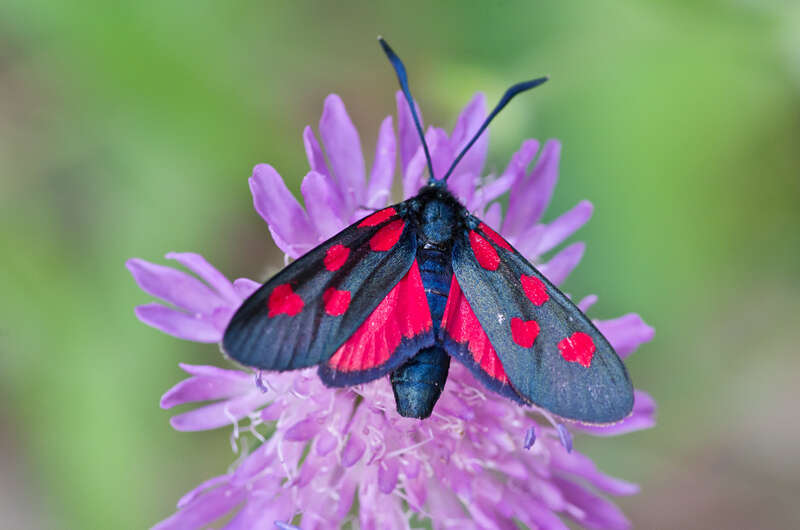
[378,37,435,182]
[442,77,549,182]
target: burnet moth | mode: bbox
[223,38,634,422]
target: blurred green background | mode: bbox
[2,1,799,528]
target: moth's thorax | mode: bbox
[415,187,462,246]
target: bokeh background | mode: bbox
[2,1,799,528]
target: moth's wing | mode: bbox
[223,205,433,383]
[440,274,526,404]
[317,258,434,386]
[447,220,634,423]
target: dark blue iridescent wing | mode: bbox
[448,218,634,424]
[223,206,434,384]
[440,273,527,404]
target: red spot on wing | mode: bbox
[469,230,500,271]
[358,207,397,227]
[267,284,304,317]
[520,275,549,306]
[324,244,350,272]
[558,332,596,367]
[370,220,405,251]
[323,288,351,316]
[510,317,540,348]
[441,276,509,383]
[479,222,513,251]
[327,261,431,372]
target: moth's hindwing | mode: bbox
[318,258,434,386]
[440,274,526,404]
[223,206,432,381]
[449,220,634,423]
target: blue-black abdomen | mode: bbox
[390,345,450,418]
[390,199,456,418]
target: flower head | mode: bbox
[129,92,655,529]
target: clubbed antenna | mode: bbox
[442,77,549,182]
[378,37,435,182]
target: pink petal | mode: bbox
[402,148,426,199]
[341,435,366,467]
[501,139,541,238]
[166,252,239,305]
[127,258,225,313]
[232,278,260,299]
[526,139,562,224]
[535,200,594,255]
[303,125,330,178]
[549,450,639,496]
[473,475,503,504]
[153,483,245,530]
[208,306,235,334]
[492,457,529,481]
[232,442,281,483]
[319,94,365,209]
[449,92,488,183]
[365,115,396,209]
[446,171,474,212]
[538,242,585,286]
[402,127,438,198]
[357,482,407,530]
[259,401,285,422]
[284,418,320,442]
[304,125,347,220]
[335,478,358,519]
[472,173,510,212]
[176,474,232,509]
[595,313,655,358]
[577,294,598,312]
[294,453,317,488]
[471,137,537,210]
[555,477,631,530]
[464,499,506,530]
[178,363,252,379]
[169,390,270,431]
[315,431,338,456]
[579,390,656,436]
[503,489,568,530]
[378,458,400,494]
[134,303,222,342]
[511,223,547,257]
[301,170,347,239]
[395,90,424,173]
[403,475,427,511]
[482,202,503,231]
[271,522,300,530]
[224,488,294,530]
[250,164,317,249]
[160,371,252,409]
[447,168,475,208]
[424,484,468,522]
[267,225,312,259]
[428,127,454,183]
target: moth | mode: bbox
[223,38,633,422]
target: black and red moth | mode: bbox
[223,39,633,423]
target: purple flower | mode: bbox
[129,92,655,529]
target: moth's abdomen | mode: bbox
[417,245,453,333]
[389,243,453,418]
[390,346,450,418]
